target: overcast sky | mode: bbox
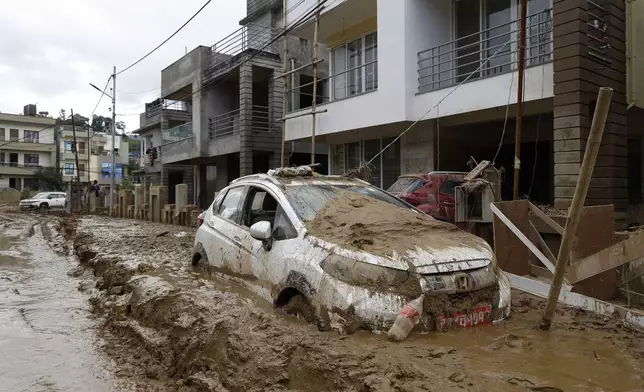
[0,0,245,133]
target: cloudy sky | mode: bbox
[0,0,245,133]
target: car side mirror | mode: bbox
[250,221,273,251]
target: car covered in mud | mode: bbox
[192,169,511,333]
[19,192,67,210]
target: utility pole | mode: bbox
[110,66,116,216]
[71,109,81,185]
[540,87,612,330]
[513,0,528,200]
[279,0,288,168]
[310,0,320,168]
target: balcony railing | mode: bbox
[145,99,191,118]
[418,8,553,94]
[205,23,281,79]
[0,162,41,169]
[161,122,193,145]
[208,106,272,139]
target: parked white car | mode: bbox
[192,169,511,333]
[19,192,67,210]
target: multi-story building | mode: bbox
[283,0,641,227]
[134,0,323,208]
[58,125,129,186]
[0,108,56,190]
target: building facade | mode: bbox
[283,0,640,227]
[0,112,56,190]
[134,0,323,208]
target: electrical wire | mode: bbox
[116,0,214,76]
[492,64,515,164]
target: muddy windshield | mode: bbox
[32,193,49,199]
[285,184,416,222]
[387,177,425,193]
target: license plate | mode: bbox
[436,304,492,330]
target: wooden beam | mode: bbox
[491,204,556,274]
[531,264,554,279]
[529,221,557,269]
[528,203,564,235]
[568,233,644,284]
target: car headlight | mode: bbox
[320,254,409,288]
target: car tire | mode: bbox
[39,203,49,210]
[282,294,315,324]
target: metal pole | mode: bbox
[71,109,81,185]
[110,66,116,216]
[280,0,288,168]
[540,87,613,330]
[513,0,528,200]
[310,0,320,168]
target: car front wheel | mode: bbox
[39,203,49,210]
[282,293,315,324]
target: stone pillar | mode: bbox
[239,63,253,177]
[552,0,628,227]
[134,185,144,219]
[174,183,188,224]
[89,193,97,213]
[118,190,134,218]
[149,185,168,223]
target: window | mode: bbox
[0,152,4,164]
[0,128,4,141]
[331,138,401,189]
[331,32,378,100]
[65,141,73,152]
[64,163,74,175]
[78,163,85,175]
[78,142,86,153]
[216,186,245,222]
[9,153,18,167]
[24,154,39,167]
[243,188,297,240]
[10,129,19,142]
[24,131,39,143]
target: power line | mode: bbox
[0,123,57,148]
[89,76,113,121]
[116,0,214,76]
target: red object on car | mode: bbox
[197,212,204,227]
[387,172,467,223]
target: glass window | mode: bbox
[78,142,86,153]
[364,32,378,91]
[381,137,401,190]
[331,144,345,175]
[273,206,297,241]
[10,129,19,141]
[65,141,73,152]
[78,163,85,174]
[484,0,512,76]
[9,153,18,166]
[243,188,297,241]
[345,142,361,172]
[24,154,39,167]
[439,180,463,196]
[388,177,425,193]
[216,186,245,223]
[64,163,74,175]
[0,128,4,141]
[0,152,4,163]
[347,38,363,96]
[24,130,39,143]
[455,0,481,82]
[332,46,347,100]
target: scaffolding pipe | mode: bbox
[280,0,288,168]
[274,59,325,80]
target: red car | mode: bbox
[387,172,467,223]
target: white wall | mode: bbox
[285,0,344,27]
[0,151,52,166]
[0,123,56,144]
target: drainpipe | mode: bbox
[626,0,637,110]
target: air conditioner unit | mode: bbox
[455,184,494,223]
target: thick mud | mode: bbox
[52,215,644,392]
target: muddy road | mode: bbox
[1,211,643,392]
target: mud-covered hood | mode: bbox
[308,231,493,274]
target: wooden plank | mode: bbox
[528,203,564,235]
[491,203,554,275]
[528,221,557,272]
[531,264,554,279]
[568,233,644,284]
[463,160,491,182]
[492,201,531,275]
[508,273,644,329]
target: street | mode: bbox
[0,209,642,391]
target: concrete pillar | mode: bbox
[268,67,286,169]
[89,193,97,213]
[552,0,628,228]
[149,185,168,223]
[118,190,134,218]
[174,183,188,223]
[239,63,253,177]
[134,185,144,218]
[401,121,435,174]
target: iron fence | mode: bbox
[417,8,553,94]
[208,105,272,139]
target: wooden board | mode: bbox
[528,203,564,235]
[568,232,644,284]
[569,205,617,300]
[492,200,531,275]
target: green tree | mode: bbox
[33,167,65,191]
[91,115,126,134]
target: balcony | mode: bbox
[208,106,272,139]
[417,8,553,94]
[161,123,193,145]
[0,140,55,152]
[204,23,281,82]
[144,99,191,118]
[0,162,42,176]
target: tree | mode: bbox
[91,115,126,134]
[37,111,51,118]
[33,167,65,191]
[58,109,67,121]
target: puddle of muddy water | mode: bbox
[0,219,119,392]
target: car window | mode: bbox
[216,187,245,223]
[387,177,425,193]
[33,193,48,199]
[439,180,462,196]
[243,187,297,241]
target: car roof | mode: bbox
[231,173,370,188]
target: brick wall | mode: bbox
[552,0,628,225]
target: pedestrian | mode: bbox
[90,180,100,197]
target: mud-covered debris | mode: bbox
[156,231,170,237]
[268,165,316,178]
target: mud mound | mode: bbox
[306,190,486,258]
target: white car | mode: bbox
[19,192,67,210]
[192,169,511,333]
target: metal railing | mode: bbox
[161,122,193,145]
[145,99,191,117]
[205,23,281,79]
[208,105,273,139]
[587,0,610,63]
[417,8,553,94]
[286,60,378,112]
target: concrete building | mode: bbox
[134,0,325,208]
[283,0,641,227]
[0,110,56,190]
[58,125,129,185]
